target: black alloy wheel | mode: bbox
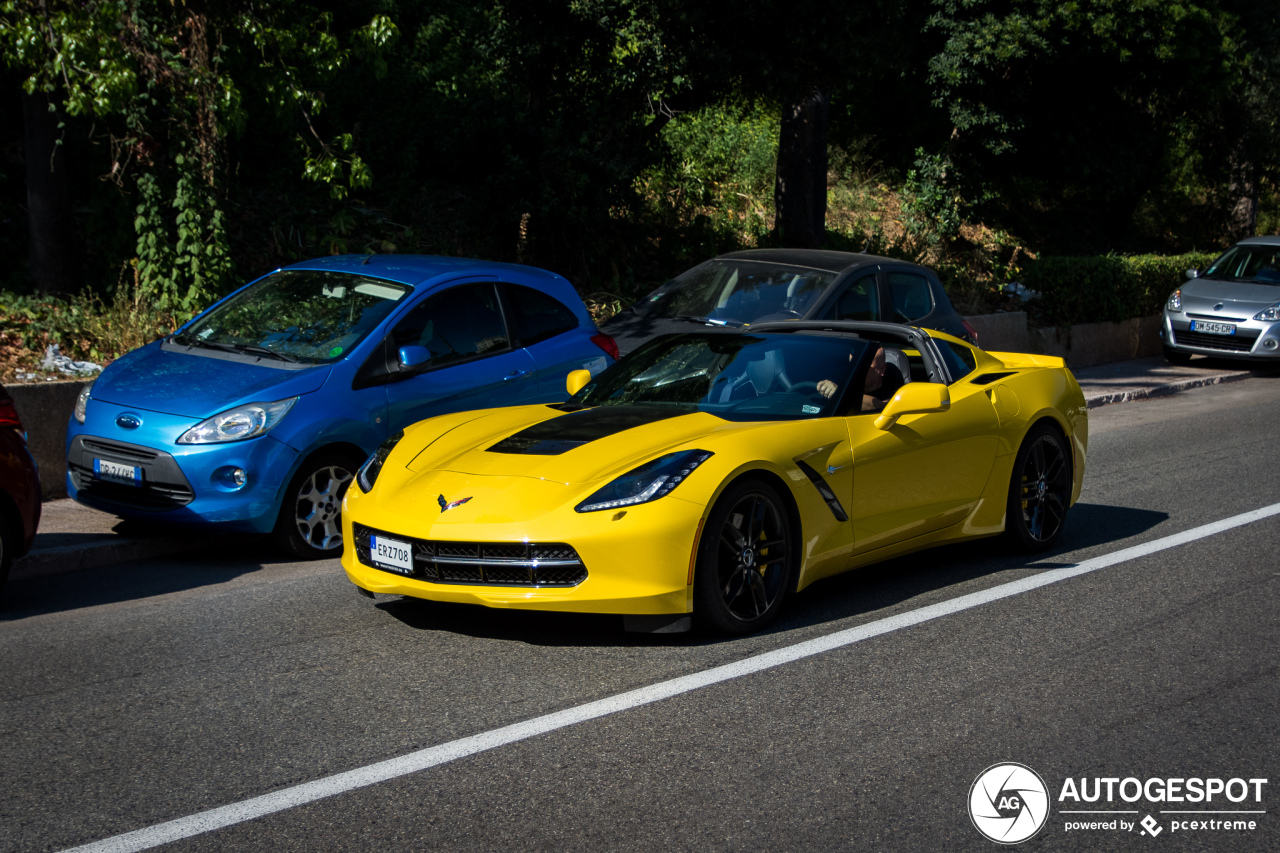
[1006,423,1072,550]
[274,451,360,559]
[694,479,795,634]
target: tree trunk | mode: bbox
[1225,141,1256,243]
[23,90,81,296]
[773,88,829,249]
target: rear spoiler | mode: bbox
[986,351,1066,370]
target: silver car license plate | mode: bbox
[1190,320,1236,335]
[94,458,142,487]
[371,535,413,574]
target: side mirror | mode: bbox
[1184,269,1200,280]
[566,369,592,397]
[398,345,432,370]
[874,382,950,431]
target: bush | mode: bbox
[1020,251,1220,327]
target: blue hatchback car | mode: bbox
[67,255,616,558]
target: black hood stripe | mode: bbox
[488,406,691,455]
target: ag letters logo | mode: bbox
[969,763,1051,844]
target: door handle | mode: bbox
[503,369,530,380]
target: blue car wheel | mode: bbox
[274,450,361,559]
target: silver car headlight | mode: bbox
[177,397,298,444]
[74,379,95,424]
[1166,290,1182,312]
[575,450,713,513]
[1253,303,1280,322]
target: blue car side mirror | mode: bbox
[398,345,432,369]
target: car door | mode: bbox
[383,281,537,429]
[844,344,1000,555]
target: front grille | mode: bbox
[68,436,195,511]
[353,523,588,587]
[82,438,161,463]
[1172,329,1258,352]
[1186,312,1248,322]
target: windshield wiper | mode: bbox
[174,336,299,363]
[673,315,748,328]
[228,342,299,363]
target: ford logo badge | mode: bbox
[116,414,142,430]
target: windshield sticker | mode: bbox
[354,282,407,301]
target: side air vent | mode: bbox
[971,372,1016,386]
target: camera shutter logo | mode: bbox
[969,763,1050,844]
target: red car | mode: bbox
[0,383,41,596]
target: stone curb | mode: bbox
[12,535,221,582]
[1083,369,1253,409]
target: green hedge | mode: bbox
[1020,252,1220,327]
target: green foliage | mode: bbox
[902,148,964,246]
[1021,252,1220,327]
[0,281,188,381]
[643,100,778,238]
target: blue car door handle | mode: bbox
[503,369,530,381]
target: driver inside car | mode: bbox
[817,346,889,412]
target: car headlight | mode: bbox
[1166,290,1182,312]
[575,449,713,513]
[357,430,404,493]
[74,379,95,424]
[1253,303,1280,322]
[176,397,298,444]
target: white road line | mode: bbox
[62,501,1280,853]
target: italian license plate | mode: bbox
[94,458,141,487]
[371,535,413,575]
[1190,320,1236,335]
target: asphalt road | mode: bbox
[2,378,1277,852]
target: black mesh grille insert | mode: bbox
[1172,329,1258,352]
[353,523,587,587]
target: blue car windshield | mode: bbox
[1203,245,1280,284]
[567,332,867,421]
[175,270,411,364]
[640,260,836,325]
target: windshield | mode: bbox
[1202,244,1280,284]
[567,332,868,421]
[640,260,836,324]
[176,270,411,364]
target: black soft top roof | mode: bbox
[714,248,900,274]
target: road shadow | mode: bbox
[376,502,1168,647]
[0,535,286,620]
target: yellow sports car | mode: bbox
[341,321,1087,634]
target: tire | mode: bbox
[1163,345,1193,365]
[1006,423,1072,551]
[274,451,360,560]
[694,478,795,635]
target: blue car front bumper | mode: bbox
[66,402,301,533]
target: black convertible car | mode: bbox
[601,248,978,356]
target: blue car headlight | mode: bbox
[74,378,95,424]
[176,397,298,444]
[357,430,404,493]
[575,449,713,513]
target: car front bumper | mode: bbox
[340,480,704,616]
[1160,310,1280,360]
[66,402,299,532]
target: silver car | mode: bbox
[1160,235,1280,363]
